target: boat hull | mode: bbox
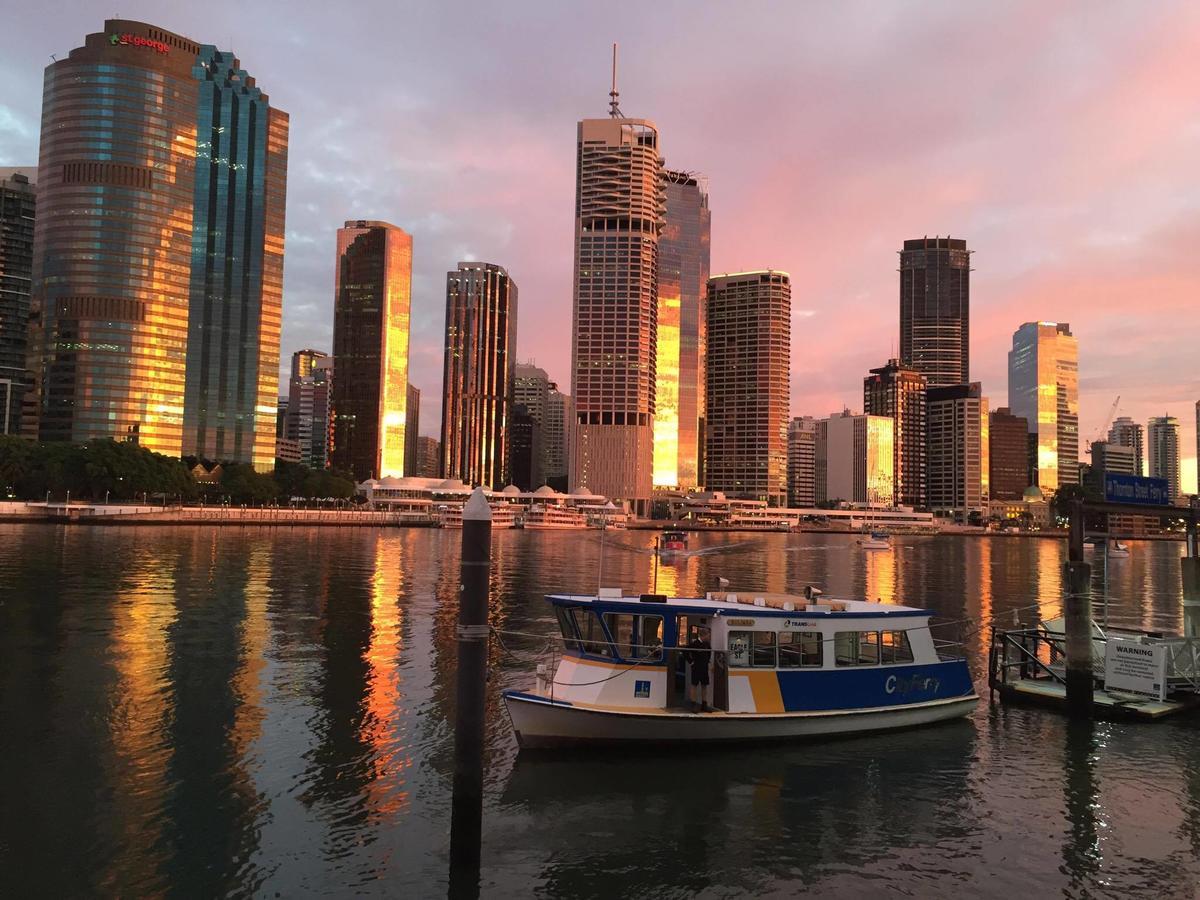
[503,690,978,749]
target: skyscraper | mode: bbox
[26,21,287,466]
[0,169,34,435]
[330,220,412,481]
[899,237,971,386]
[570,95,665,514]
[508,404,540,492]
[440,262,517,489]
[989,407,1030,501]
[285,350,331,470]
[787,416,818,507]
[863,358,927,507]
[1148,415,1181,504]
[1086,441,1136,498]
[414,436,440,478]
[1108,416,1145,477]
[512,363,550,488]
[654,169,710,490]
[704,271,791,505]
[820,411,895,507]
[544,385,572,491]
[1008,322,1079,492]
[927,383,989,519]
[405,384,420,476]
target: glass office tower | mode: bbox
[1008,321,1079,492]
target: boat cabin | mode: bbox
[543,589,969,715]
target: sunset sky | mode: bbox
[2,1,1197,491]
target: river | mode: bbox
[0,525,1196,898]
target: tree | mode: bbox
[220,462,280,504]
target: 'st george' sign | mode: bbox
[109,33,170,54]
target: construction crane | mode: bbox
[1085,395,1121,453]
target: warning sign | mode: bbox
[1104,638,1167,700]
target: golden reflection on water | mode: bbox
[231,539,269,768]
[364,533,409,817]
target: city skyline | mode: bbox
[2,3,1197,491]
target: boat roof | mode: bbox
[547,593,931,619]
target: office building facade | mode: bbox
[863,358,927,507]
[508,404,540,491]
[704,271,791,505]
[1008,322,1079,492]
[0,170,35,434]
[1108,416,1145,477]
[654,169,710,490]
[570,115,665,513]
[544,385,572,490]
[440,262,516,489]
[1085,441,1136,498]
[787,416,818,507]
[330,221,412,481]
[405,384,420,476]
[820,411,895,507]
[899,237,971,386]
[927,383,989,518]
[989,407,1029,501]
[1148,415,1181,504]
[285,350,331,470]
[26,20,287,466]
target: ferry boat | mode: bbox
[659,531,689,555]
[502,589,978,748]
[438,502,517,529]
[522,503,588,530]
[858,531,891,551]
[1106,540,1130,558]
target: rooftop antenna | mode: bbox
[608,43,623,118]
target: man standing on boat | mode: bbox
[687,629,712,712]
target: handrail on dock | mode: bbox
[988,626,1070,696]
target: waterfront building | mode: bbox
[787,416,818,508]
[330,220,412,481]
[1108,416,1145,477]
[1148,415,1181,504]
[415,435,440,478]
[440,261,517,489]
[25,21,287,465]
[405,384,420,476]
[654,169,710,490]
[1007,322,1079,492]
[863,358,927,507]
[899,237,971,386]
[545,385,572,491]
[569,101,665,514]
[285,351,331,470]
[0,169,35,435]
[704,271,791,505]
[989,407,1030,501]
[927,383,989,519]
[1085,441,1136,498]
[820,411,895,507]
[508,404,541,491]
[276,398,288,439]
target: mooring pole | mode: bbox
[1064,497,1093,717]
[449,487,492,898]
[1183,499,1200,639]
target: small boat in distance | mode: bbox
[1107,539,1130,558]
[659,531,689,555]
[858,531,892,551]
[502,589,977,748]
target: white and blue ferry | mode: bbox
[503,589,977,748]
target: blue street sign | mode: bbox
[1104,472,1170,506]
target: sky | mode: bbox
[1,1,1197,492]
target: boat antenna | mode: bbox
[608,43,623,118]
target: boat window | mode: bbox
[555,606,581,651]
[779,631,822,668]
[753,631,777,667]
[729,630,776,667]
[602,613,664,661]
[568,608,612,657]
[881,630,914,664]
[835,631,881,667]
[728,631,752,667]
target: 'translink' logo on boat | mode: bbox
[886,674,939,695]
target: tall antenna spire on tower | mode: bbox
[608,43,623,118]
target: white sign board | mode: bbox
[1104,638,1168,701]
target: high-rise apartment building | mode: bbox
[787,416,818,507]
[704,271,791,505]
[0,169,35,435]
[819,411,895,507]
[26,21,287,467]
[570,107,665,514]
[899,237,971,386]
[545,385,572,490]
[1085,441,1136,498]
[512,363,551,488]
[414,436,441,478]
[440,262,517,489]
[863,358,927,507]
[285,351,331,470]
[330,220,412,481]
[1008,322,1079,492]
[1108,416,1145,477]
[1148,415,1181,504]
[989,407,1029,501]
[927,383,989,518]
[654,169,710,490]
[508,404,540,491]
[405,384,420,476]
